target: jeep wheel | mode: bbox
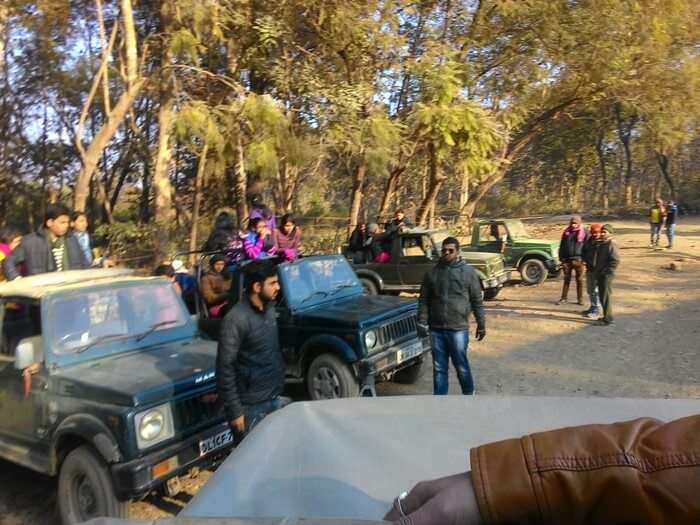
[483,287,501,300]
[519,259,547,285]
[393,359,424,384]
[58,445,128,525]
[360,277,378,295]
[307,353,359,400]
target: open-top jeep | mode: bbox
[463,219,561,285]
[347,229,510,300]
[196,255,431,399]
[0,269,232,524]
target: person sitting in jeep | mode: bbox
[367,223,394,263]
[201,255,232,318]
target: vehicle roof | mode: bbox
[0,269,163,299]
[475,218,522,223]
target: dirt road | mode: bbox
[1,217,698,524]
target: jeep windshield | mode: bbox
[49,281,189,354]
[280,257,363,310]
[505,221,530,239]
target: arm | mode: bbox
[558,233,565,260]
[607,242,620,274]
[216,315,245,421]
[470,415,700,525]
[3,242,25,280]
[468,272,485,333]
[243,234,264,259]
[418,272,431,327]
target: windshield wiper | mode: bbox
[135,320,179,342]
[75,333,130,354]
[300,290,329,304]
[330,284,357,296]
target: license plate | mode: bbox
[199,429,233,456]
[396,340,423,364]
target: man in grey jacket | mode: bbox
[418,237,486,395]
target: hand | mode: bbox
[230,416,245,434]
[475,327,486,341]
[417,323,430,338]
[383,472,483,525]
[260,227,270,238]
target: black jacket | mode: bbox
[588,239,620,276]
[418,258,485,331]
[348,228,367,253]
[3,229,89,280]
[558,228,586,261]
[216,297,285,421]
[581,236,597,269]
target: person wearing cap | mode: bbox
[581,223,603,318]
[589,224,620,326]
[556,216,586,305]
[201,254,232,317]
[649,199,666,248]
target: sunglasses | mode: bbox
[441,248,457,254]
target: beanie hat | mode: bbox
[590,223,602,233]
[210,254,226,266]
[602,223,614,234]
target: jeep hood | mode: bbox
[459,251,502,266]
[53,339,218,407]
[295,295,417,329]
[514,238,559,252]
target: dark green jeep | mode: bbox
[346,229,510,300]
[197,255,431,400]
[463,219,561,285]
[0,269,231,524]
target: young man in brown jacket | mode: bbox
[385,414,700,525]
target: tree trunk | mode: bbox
[376,165,407,223]
[614,104,637,208]
[188,143,208,266]
[234,132,248,226]
[152,0,177,263]
[416,143,446,226]
[596,132,609,215]
[459,166,469,212]
[656,152,676,201]
[348,155,367,234]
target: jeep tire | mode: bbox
[307,353,360,400]
[58,445,128,525]
[519,258,547,285]
[359,277,378,295]
[393,359,424,384]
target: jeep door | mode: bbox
[397,234,435,289]
[0,299,48,463]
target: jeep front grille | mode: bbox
[378,315,417,347]
[173,394,220,431]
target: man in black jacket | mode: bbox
[556,216,586,305]
[418,237,485,395]
[216,260,288,442]
[590,224,621,326]
[3,203,89,280]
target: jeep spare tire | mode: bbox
[58,445,128,525]
[307,353,359,400]
[519,258,547,285]
[359,277,378,295]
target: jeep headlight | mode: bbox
[364,330,378,349]
[135,403,174,449]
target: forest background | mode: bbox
[1,0,700,263]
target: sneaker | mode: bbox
[576,300,584,306]
[581,307,593,315]
[595,319,614,326]
[556,299,568,305]
[585,310,600,319]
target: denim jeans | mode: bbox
[585,272,601,313]
[431,329,474,395]
[234,396,291,445]
[666,223,676,247]
[650,223,662,246]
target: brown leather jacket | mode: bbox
[201,270,231,306]
[470,415,700,525]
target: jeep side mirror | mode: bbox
[15,336,43,370]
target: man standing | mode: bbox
[3,203,89,280]
[216,260,289,443]
[666,200,678,249]
[385,209,414,233]
[418,237,485,395]
[581,223,602,318]
[590,224,620,326]
[649,199,666,248]
[556,216,586,305]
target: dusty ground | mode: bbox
[1,217,698,524]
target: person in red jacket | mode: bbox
[385,414,700,525]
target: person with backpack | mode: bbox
[649,199,666,248]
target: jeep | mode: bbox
[463,219,561,285]
[0,269,232,524]
[196,255,431,399]
[346,229,510,300]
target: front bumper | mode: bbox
[358,336,431,380]
[111,421,232,500]
[483,270,511,289]
[545,258,561,271]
